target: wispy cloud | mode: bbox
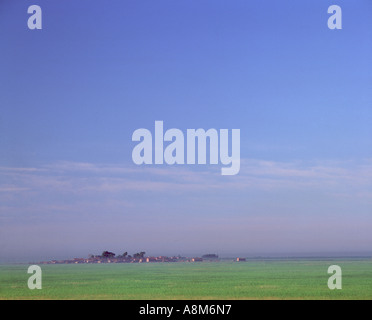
[1,159,371,258]
[1,158,372,197]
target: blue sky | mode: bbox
[0,0,372,262]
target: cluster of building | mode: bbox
[37,253,248,264]
[38,255,206,264]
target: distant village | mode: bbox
[38,251,247,264]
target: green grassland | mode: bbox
[1,259,371,300]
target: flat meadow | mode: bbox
[1,259,371,300]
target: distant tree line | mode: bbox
[97,251,146,259]
[202,254,219,259]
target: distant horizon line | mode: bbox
[1,251,371,265]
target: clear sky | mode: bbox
[0,0,371,262]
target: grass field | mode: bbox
[1,259,371,300]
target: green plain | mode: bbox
[1,259,371,300]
